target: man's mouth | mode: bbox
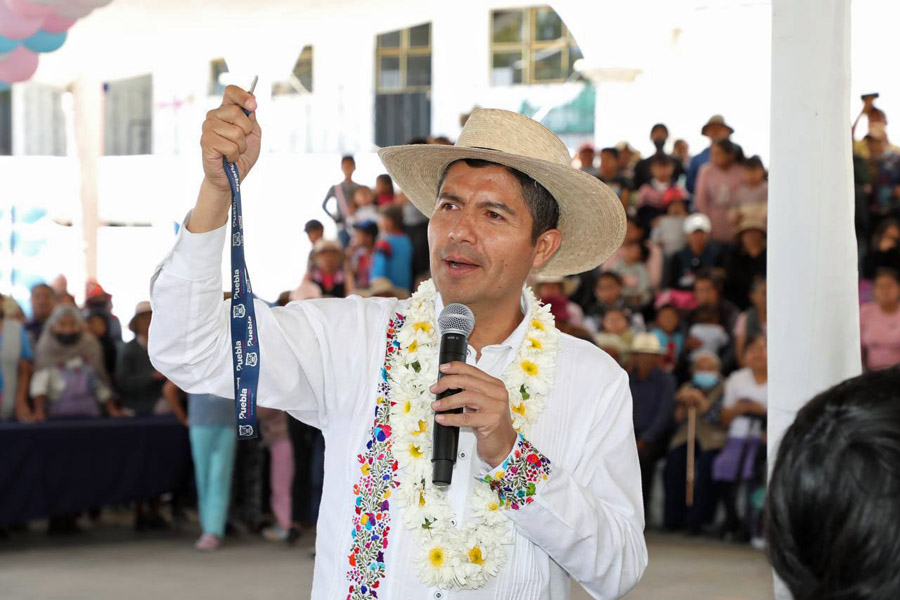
[443,255,480,273]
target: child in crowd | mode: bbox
[601,308,635,363]
[687,305,730,361]
[374,174,396,206]
[588,271,646,333]
[636,155,687,232]
[348,220,379,290]
[651,304,684,372]
[259,407,294,543]
[306,239,347,297]
[348,186,379,226]
[613,241,652,309]
[733,155,768,226]
[650,190,689,256]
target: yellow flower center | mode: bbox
[412,419,428,435]
[413,322,432,333]
[468,546,485,565]
[488,501,499,511]
[521,360,539,377]
[409,443,423,459]
[531,319,545,331]
[429,547,445,568]
[408,340,418,353]
[403,400,412,414]
[528,337,543,350]
[512,403,526,416]
[418,491,426,507]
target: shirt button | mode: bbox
[450,519,457,527]
[458,451,467,460]
[433,591,444,600]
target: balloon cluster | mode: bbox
[0,0,113,90]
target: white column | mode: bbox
[768,0,859,595]
[73,77,102,285]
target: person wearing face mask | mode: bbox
[663,351,727,533]
[116,302,168,417]
[29,305,122,421]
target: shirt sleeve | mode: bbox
[148,212,395,431]
[479,369,647,598]
[19,327,33,361]
[29,368,51,397]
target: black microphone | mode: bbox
[432,303,475,487]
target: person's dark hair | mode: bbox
[597,271,624,287]
[304,219,324,234]
[869,107,887,123]
[376,174,394,194]
[650,153,673,168]
[874,267,900,286]
[713,138,739,158]
[872,218,900,248]
[650,123,669,136]
[768,367,900,600]
[354,220,379,240]
[406,136,429,145]
[436,158,560,243]
[380,204,405,231]
[694,268,725,294]
[600,147,620,159]
[743,155,765,171]
[31,283,53,296]
[742,332,766,355]
[341,155,355,165]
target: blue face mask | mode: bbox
[692,372,720,388]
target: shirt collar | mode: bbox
[434,288,532,352]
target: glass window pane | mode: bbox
[379,56,402,90]
[409,23,431,47]
[491,51,524,86]
[492,10,524,43]
[533,46,565,81]
[407,54,431,87]
[534,8,563,42]
[378,30,401,48]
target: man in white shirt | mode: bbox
[149,86,647,599]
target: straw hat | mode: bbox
[312,239,343,255]
[701,114,735,137]
[128,300,152,332]
[736,216,767,236]
[378,108,626,276]
[358,277,411,300]
[532,274,580,298]
[630,332,666,355]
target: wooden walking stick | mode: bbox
[686,404,697,507]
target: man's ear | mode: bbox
[532,229,562,271]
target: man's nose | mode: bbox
[447,210,476,244]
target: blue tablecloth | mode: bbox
[0,416,191,527]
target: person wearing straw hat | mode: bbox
[627,332,675,517]
[150,85,646,599]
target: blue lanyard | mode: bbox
[224,145,259,440]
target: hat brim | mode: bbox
[701,122,735,136]
[378,145,626,277]
[128,310,152,333]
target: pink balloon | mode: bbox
[0,46,38,82]
[0,0,43,39]
[5,0,55,18]
[41,12,75,33]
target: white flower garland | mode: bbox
[388,279,559,589]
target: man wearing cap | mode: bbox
[685,115,734,194]
[149,86,647,599]
[667,214,724,291]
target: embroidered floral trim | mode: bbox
[480,433,552,511]
[345,313,405,600]
[388,279,560,589]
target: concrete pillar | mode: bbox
[768,0,859,595]
[73,77,102,284]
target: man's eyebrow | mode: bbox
[438,192,464,203]
[477,200,516,216]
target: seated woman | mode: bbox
[30,305,121,420]
[663,351,728,533]
[712,334,768,543]
[769,368,900,600]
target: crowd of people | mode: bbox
[1,101,898,553]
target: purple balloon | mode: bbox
[0,45,39,82]
[0,0,43,39]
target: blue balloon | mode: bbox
[23,30,67,54]
[0,36,17,54]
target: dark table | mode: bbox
[0,416,191,527]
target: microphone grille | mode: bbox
[438,303,475,337]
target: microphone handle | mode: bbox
[432,332,468,487]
